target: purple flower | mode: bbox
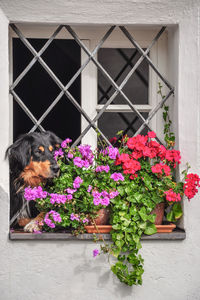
[93,197,101,206]
[73,157,84,168]
[54,148,64,160]
[61,138,72,148]
[67,152,73,159]
[49,193,67,204]
[66,194,73,200]
[95,165,110,173]
[109,191,119,199]
[93,249,99,257]
[82,218,89,224]
[73,176,83,189]
[110,172,124,182]
[101,196,110,206]
[70,213,80,221]
[66,188,77,194]
[87,185,92,193]
[108,146,119,160]
[101,190,109,197]
[24,186,47,201]
[44,210,61,228]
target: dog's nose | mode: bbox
[51,165,60,174]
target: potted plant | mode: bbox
[23,130,200,286]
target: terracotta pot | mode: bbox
[85,225,112,233]
[90,208,110,225]
[151,202,165,225]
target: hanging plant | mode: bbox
[23,128,200,286]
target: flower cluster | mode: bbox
[110,172,124,182]
[44,210,62,228]
[73,145,94,168]
[164,189,181,202]
[101,146,119,159]
[91,189,119,206]
[70,213,89,224]
[24,186,47,201]
[151,163,171,177]
[184,173,200,200]
[61,138,72,148]
[49,193,67,204]
[95,165,110,173]
[54,148,64,160]
[73,176,83,189]
[116,154,141,177]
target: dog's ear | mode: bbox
[45,131,62,149]
[5,134,33,170]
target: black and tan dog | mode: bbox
[6,131,61,232]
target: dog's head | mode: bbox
[6,131,62,187]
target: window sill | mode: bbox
[9,228,185,240]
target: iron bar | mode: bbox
[119,26,174,91]
[66,25,166,146]
[30,25,115,132]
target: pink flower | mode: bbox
[87,185,92,193]
[66,194,73,200]
[110,173,124,182]
[148,131,156,138]
[61,138,72,148]
[73,176,83,189]
[67,152,73,159]
[65,188,77,194]
[82,218,89,224]
[164,189,181,202]
[54,148,64,160]
[93,249,99,257]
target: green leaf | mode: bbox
[147,213,156,223]
[138,207,148,221]
[173,203,183,220]
[117,186,125,196]
[115,240,125,248]
[166,210,175,222]
[144,223,157,235]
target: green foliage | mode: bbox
[158,82,175,148]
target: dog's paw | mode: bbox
[24,220,40,233]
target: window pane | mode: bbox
[98,48,149,105]
[13,38,81,141]
[98,112,148,140]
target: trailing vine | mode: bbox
[157,82,175,149]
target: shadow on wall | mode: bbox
[73,245,133,298]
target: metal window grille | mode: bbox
[9,24,174,146]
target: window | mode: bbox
[9,24,181,239]
[10,24,171,148]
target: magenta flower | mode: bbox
[70,213,80,221]
[49,193,67,204]
[44,210,61,228]
[66,194,73,200]
[66,188,77,194]
[61,138,72,148]
[108,146,119,160]
[54,148,64,160]
[24,186,47,201]
[82,218,89,224]
[93,249,99,257]
[95,165,110,173]
[67,152,73,159]
[109,191,119,199]
[110,172,124,182]
[101,196,110,206]
[87,185,92,193]
[73,176,83,189]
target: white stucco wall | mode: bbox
[0,1,200,299]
